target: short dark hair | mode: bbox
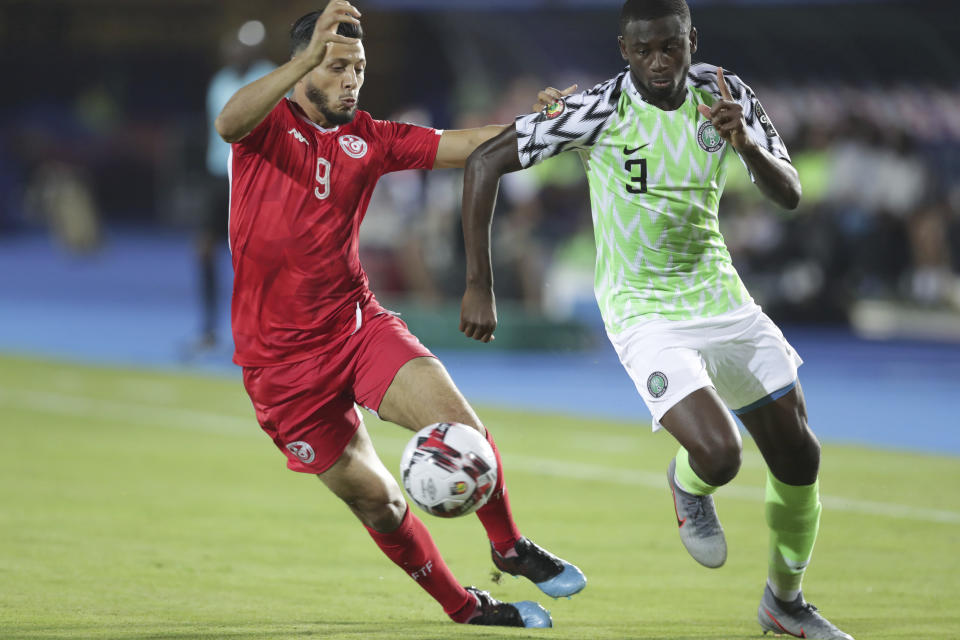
[290,8,364,57]
[619,0,691,34]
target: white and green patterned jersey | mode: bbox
[514,62,790,333]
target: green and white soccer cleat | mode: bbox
[666,458,727,568]
[758,584,854,639]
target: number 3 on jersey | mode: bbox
[625,158,647,195]
[315,158,331,200]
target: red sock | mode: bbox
[475,428,522,556]
[365,507,475,621]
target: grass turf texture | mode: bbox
[1,354,958,639]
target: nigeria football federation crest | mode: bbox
[697,120,724,152]
[647,371,668,398]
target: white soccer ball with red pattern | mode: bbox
[399,422,498,518]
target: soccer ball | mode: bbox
[399,422,498,518]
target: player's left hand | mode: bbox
[531,84,578,113]
[696,68,751,151]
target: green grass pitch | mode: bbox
[1,354,958,639]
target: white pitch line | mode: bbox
[2,386,959,525]
[0,387,255,438]
[506,456,960,525]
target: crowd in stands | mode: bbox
[358,82,960,327]
[2,79,958,328]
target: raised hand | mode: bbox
[303,0,362,68]
[531,84,578,113]
[696,68,750,151]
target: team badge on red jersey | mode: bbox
[338,135,368,159]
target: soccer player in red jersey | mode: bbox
[215,2,585,628]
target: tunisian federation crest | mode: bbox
[286,441,316,464]
[338,135,368,159]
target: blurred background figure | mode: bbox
[190,20,275,355]
[24,161,101,255]
[359,106,455,306]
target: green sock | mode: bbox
[765,470,821,602]
[673,447,718,496]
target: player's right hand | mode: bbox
[303,1,362,68]
[460,286,497,343]
[531,84,578,113]
[696,68,750,151]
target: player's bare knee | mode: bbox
[783,419,821,480]
[351,492,407,532]
[768,432,820,484]
[443,408,484,434]
[705,454,741,486]
[366,497,407,532]
[796,432,821,478]
[692,440,741,486]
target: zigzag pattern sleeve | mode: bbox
[514,74,622,169]
[689,63,790,163]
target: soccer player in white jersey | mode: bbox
[458,1,854,638]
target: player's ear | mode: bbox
[618,35,628,61]
[689,27,698,55]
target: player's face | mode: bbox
[619,15,697,110]
[296,41,366,127]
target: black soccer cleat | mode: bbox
[463,586,552,628]
[491,537,587,598]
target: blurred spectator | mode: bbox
[360,107,460,304]
[2,3,957,340]
[716,88,959,328]
[191,22,274,353]
[910,195,956,307]
[15,94,110,254]
[24,161,101,254]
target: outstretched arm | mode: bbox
[697,68,801,210]
[434,84,577,169]
[214,1,361,143]
[433,126,510,169]
[459,127,524,343]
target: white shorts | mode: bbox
[606,303,803,431]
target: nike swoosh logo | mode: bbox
[670,485,686,528]
[764,608,807,638]
[623,144,649,155]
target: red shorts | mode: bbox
[242,311,434,474]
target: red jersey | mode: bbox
[228,99,442,366]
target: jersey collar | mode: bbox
[623,68,644,103]
[286,98,341,134]
[623,68,691,110]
